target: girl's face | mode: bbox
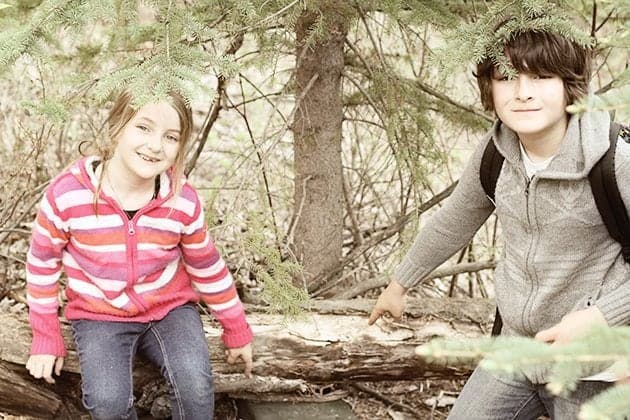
[491,70,568,143]
[110,101,182,183]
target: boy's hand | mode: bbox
[368,279,407,325]
[226,343,253,378]
[534,306,608,346]
[26,354,64,384]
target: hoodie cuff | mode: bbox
[222,324,253,348]
[596,292,630,326]
[394,258,429,289]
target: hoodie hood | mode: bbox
[68,156,176,203]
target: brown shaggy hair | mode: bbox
[475,30,592,112]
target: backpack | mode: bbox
[479,122,629,336]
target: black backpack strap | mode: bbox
[480,138,505,205]
[480,138,505,335]
[589,122,630,262]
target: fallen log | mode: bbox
[0,297,494,418]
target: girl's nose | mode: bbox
[146,135,163,152]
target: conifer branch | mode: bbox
[185,32,244,176]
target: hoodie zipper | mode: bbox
[521,174,539,334]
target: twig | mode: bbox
[234,0,299,33]
[351,383,425,419]
[185,33,245,176]
[0,252,26,265]
[337,261,497,299]
[230,77,281,254]
[448,248,468,297]
[285,175,313,253]
[308,182,458,294]
[342,173,362,247]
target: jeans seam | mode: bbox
[126,331,142,416]
[151,326,185,418]
[511,392,540,419]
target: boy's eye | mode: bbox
[493,74,510,82]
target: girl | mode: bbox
[25,91,253,419]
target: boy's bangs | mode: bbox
[504,32,561,77]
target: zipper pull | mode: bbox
[525,177,532,196]
[128,221,135,235]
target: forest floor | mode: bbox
[1,378,461,419]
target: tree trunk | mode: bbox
[0,297,494,418]
[292,2,350,288]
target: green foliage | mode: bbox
[417,326,630,419]
[435,0,594,79]
[21,97,71,125]
[242,213,309,320]
[0,0,238,108]
[580,383,630,420]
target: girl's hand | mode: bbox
[226,343,253,378]
[26,354,64,384]
[368,279,407,325]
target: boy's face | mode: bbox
[491,70,568,142]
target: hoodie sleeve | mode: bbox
[180,189,253,348]
[26,186,69,356]
[395,133,496,289]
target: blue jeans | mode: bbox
[71,304,214,420]
[448,367,612,419]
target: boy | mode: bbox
[369,28,629,419]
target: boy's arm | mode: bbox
[26,189,69,357]
[180,193,253,348]
[395,134,496,289]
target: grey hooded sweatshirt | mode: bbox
[395,112,630,363]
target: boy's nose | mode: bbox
[515,76,534,101]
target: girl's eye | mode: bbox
[137,125,149,132]
[166,135,179,142]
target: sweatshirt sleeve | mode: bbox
[180,191,253,348]
[395,134,496,289]
[26,187,69,356]
[596,129,630,326]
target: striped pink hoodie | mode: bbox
[27,157,252,356]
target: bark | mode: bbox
[292,2,350,286]
[0,297,494,418]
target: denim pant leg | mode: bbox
[71,319,144,420]
[448,367,547,420]
[138,304,214,420]
[539,380,612,420]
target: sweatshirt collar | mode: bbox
[72,156,175,201]
[491,111,611,180]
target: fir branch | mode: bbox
[432,0,594,77]
[580,384,630,420]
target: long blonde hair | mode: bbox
[94,90,194,207]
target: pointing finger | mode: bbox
[368,308,383,326]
